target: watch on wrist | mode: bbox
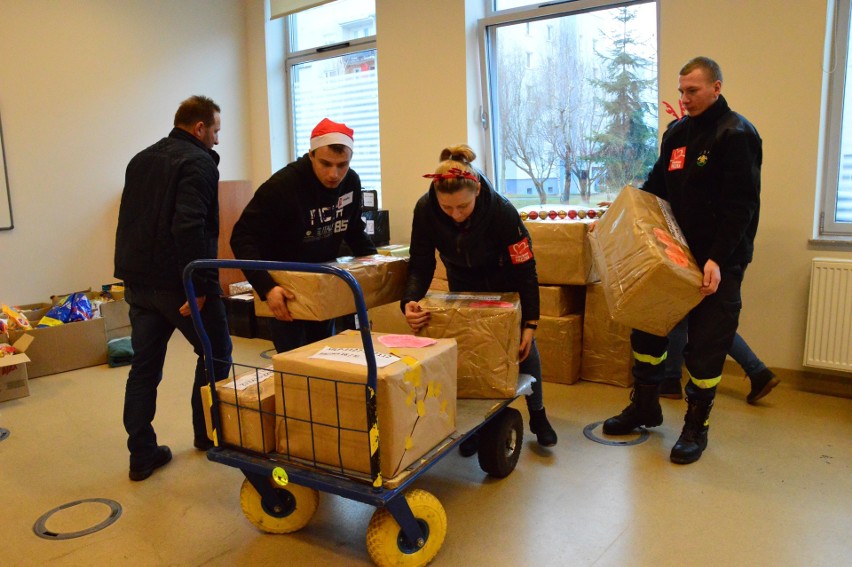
[525,322,538,330]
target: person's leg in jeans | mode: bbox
[661,318,688,399]
[124,287,176,469]
[729,332,780,403]
[171,293,233,445]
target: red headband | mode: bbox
[423,167,479,183]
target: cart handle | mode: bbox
[182,258,378,392]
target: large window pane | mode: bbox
[486,2,657,209]
[291,50,381,196]
[834,10,852,224]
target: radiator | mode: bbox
[803,258,852,372]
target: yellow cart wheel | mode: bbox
[239,478,319,534]
[366,489,447,567]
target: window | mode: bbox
[820,0,852,237]
[286,0,381,201]
[482,1,658,210]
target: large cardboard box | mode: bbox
[8,302,107,378]
[539,285,585,317]
[202,366,276,453]
[588,186,704,337]
[524,219,594,285]
[254,255,408,321]
[0,334,33,402]
[417,292,520,398]
[580,283,633,388]
[538,314,583,385]
[272,330,457,479]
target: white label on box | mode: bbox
[222,368,275,391]
[655,196,688,246]
[309,346,399,368]
[363,192,376,208]
[363,218,375,235]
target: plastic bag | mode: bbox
[2,304,32,330]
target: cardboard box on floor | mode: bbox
[539,285,585,317]
[254,255,408,321]
[100,299,131,341]
[8,294,108,378]
[588,185,703,337]
[417,291,520,398]
[580,283,633,388]
[524,219,594,285]
[0,334,33,402]
[538,314,583,385]
[271,330,457,479]
[201,366,276,453]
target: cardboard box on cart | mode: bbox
[201,366,276,453]
[416,292,521,399]
[272,330,457,479]
[254,255,408,321]
[588,185,703,337]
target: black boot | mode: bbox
[529,407,557,447]
[602,384,663,435]
[670,397,714,464]
[659,378,683,400]
[747,368,780,404]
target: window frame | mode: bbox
[819,0,852,238]
[478,0,657,199]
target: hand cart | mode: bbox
[184,259,534,567]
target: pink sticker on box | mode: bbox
[469,301,514,309]
[378,335,438,348]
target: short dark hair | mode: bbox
[679,56,723,83]
[174,95,220,128]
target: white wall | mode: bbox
[0,0,250,302]
[1,0,850,373]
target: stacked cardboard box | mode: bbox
[580,283,633,388]
[202,366,277,453]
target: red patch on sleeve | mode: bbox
[508,237,533,264]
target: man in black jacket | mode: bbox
[601,57,762,464]
[115,95,232,481]
[231,118,376,352]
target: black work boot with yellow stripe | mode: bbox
[602,384,663,435]
[670,397,714,464]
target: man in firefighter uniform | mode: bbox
[602,56,762,464]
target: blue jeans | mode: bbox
[123,286,232,468]
[521,338,544,411]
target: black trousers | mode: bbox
[630,264,745,401]
[268,318,336,353]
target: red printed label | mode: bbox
[668,146,687,171]
[508,237,533,264]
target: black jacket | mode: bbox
[114,128,221,295]
[402,173,540,321]
[642,95,762,267]
[230,153,376,299]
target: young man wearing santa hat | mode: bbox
[231,118,376,352]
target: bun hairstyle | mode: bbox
[430,144,480,194]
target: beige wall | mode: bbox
[1,0,850,373]
[0,0,250,303]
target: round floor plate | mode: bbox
[0,428,10,442]
[583,421,650,446]
[33,498,122,540]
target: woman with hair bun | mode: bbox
[400,144,557,449]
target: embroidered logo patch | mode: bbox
[508,237,533,264]
[696,151,710,167]
[669,146,687,171]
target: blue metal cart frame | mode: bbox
[184,259,529,565]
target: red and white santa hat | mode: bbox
[310,118,354,151]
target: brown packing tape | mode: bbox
[588,185,703,337]
[254,255,408,321]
